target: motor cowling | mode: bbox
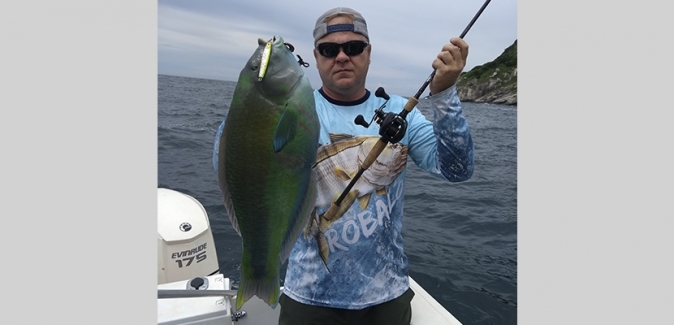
[157,188,219,285]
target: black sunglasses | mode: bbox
[316,40,368,58]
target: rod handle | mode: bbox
[403,97,419,113]
[361,139,388,170]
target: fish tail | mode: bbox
[236,272,281,310]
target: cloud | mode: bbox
[158,0,517,96]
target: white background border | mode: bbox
[3,1,673,324]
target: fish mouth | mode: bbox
[256,35,293,83]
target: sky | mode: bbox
[158,0,517,97]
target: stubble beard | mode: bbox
[323,67,368,100]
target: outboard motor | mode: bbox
[157,188,219,284]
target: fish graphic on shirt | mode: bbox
[304,133,408,268]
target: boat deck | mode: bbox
[158,274,462,325]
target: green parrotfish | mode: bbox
[217,36,319,309]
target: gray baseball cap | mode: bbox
[313,7,369,45]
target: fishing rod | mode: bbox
[414,0,492,99]
[318,0,492,224]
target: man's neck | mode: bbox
[319,87,370,106]
[320,86,367,103]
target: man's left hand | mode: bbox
[430,38,469,95]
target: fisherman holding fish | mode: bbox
[276,7,475,325]
[213,5,473,324]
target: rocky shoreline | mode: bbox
[456,40,517,106]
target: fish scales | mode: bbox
[217,36,318,310]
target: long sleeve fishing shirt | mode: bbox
[213,84,474,310]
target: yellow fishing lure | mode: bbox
[258,40,273,81]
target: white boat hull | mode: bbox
[158,274,462,325]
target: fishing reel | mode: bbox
[354,87,408,144]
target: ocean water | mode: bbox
[158,74,517,325]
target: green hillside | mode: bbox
[456,39,517,105]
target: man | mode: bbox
[277,7,475,325]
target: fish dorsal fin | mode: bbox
[329,133,354,143]
[273,108,298,152]
[217,130,242,237]
[220,181,241,237]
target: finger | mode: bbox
[436,43,461,66]
[434,51,455,71]
[431,57,444,70]
[444,45,462,65]
[450,37,469,62]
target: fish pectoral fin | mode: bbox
[375,187,387,196]
[258,38,267,45]
[272,108,298,152]
[333,167,353,181]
